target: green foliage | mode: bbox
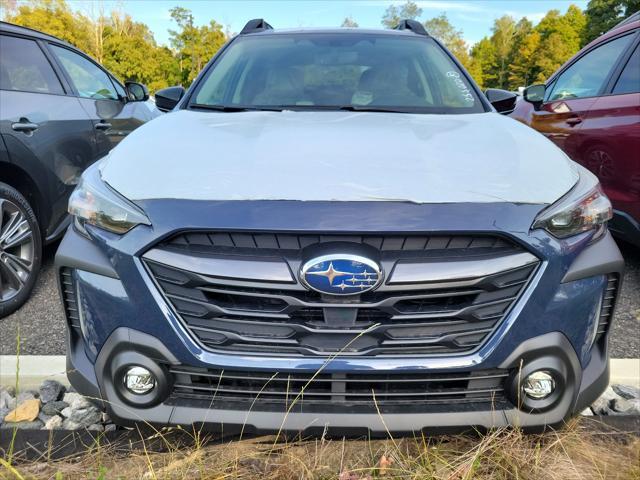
[101,13,181,90]
[534,6,586,81]
[5,0,226,92]
[341,17,358,28]
[377,3,590,91]
[471,37,497,88]
[424,14,467,61]
[423,14,476,79]
[7,0,92,53]
[508,30,541,88]
[169,6,226,85]
[489,15,518,89]
[469,4,588,90]
[381,0,422,28]
[584,0,640,44]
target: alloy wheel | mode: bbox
[0,198,34,302]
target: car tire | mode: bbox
[0,182,42,318]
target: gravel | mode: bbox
[0,384,111,431]
[41,400,69,416]
[608,242,640,358]
[0,379,638,432]
[39,379,66,404]
[0,242,66,355]
[0,238,638,357]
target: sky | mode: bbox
[70,0,588,47]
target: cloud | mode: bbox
[522,12,547,22]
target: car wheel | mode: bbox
[0,182,42,318]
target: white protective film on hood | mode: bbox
[101,110,579,204]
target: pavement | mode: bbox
[0,238,639,358]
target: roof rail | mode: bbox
[240,18,273,34]
[394,19,428,36]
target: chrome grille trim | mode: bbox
[144,249,295,283]
[389,252,538,284]
[144,232,539,357]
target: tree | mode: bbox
[7,0,92,54]
[341,17,358,28]
[489,15,517,89]
[535,32,577,81]
[102,12,180,90]
[424,14,472,71]
[470,37,497,88]
[169,6,226,85]
[534,6,586,80]
[381,0,422,28]
[584,0,640,44]
[508,30,541,88]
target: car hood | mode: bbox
[102,110,578,204]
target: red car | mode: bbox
[511,13,639,246]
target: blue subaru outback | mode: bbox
[56,19,624,434]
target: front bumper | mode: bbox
[56,201,624,433]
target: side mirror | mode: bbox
[523,84,546,106]
[155,86,185,112]
[484,88,518,115]
[125,82,149,102]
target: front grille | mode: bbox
[168,366,510,413]
[60,268,81,331]
[596,274,619,341]
[145,232,539,357]
[166,232,519,255]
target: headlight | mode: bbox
[532,166,612,239]
[68,160,150,235]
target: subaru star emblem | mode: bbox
[300,254,382,295]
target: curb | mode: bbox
[1,355,67,389]
[1,355,639,389]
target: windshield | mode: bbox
[191,33,485,114]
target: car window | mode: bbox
[548,34,634,101]
[193,33,484,114]
[0,35,63,94]
[613,43,639,95]
[111,77,127,99]
[50,45,118,100]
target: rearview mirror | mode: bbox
[484,88,518,115]
[523,84,546,105]
[155,86,185,112]
[125,82,149,102]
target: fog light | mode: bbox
[522,371,555,399]
[124,366,156,394]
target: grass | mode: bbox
[2,325,639,479]
[2,418,639,480]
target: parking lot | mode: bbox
[1,239,638,358]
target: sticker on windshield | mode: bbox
[446,71,475,104]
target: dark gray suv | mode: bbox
[0,22,159,316]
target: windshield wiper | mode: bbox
[335,105,410,113]
[191,103,411,113]
[190,104,284,112]
[275,104,412,113]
